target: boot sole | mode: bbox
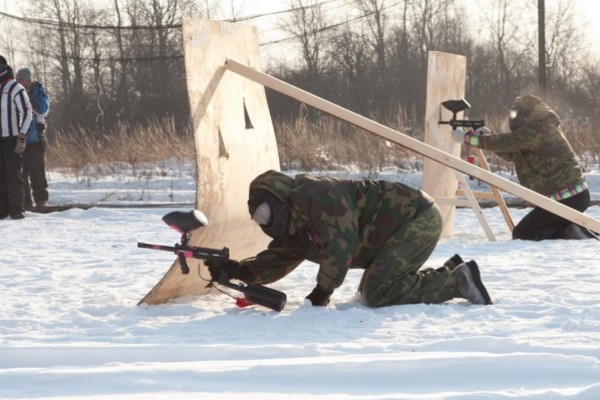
[466,261,493,305]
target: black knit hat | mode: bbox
[0,56,7,73]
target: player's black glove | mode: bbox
[205,259,250,284]
[305,284,333,306]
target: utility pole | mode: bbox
[538,0,547,97]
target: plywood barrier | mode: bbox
[422,51,466,237]
[139,19,279,305]
[423,51,512,240]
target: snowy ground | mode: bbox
[2,161,600,399]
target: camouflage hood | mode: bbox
[513,95,560,124]
[248,170,295,214]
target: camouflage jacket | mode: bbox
[240,170,434,292]
[477,102,584,196]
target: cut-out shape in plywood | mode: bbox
[218,126,229,159]
[139,19,280,305]
[422,51,466,237]
[243,98,254,129]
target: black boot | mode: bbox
[10,211,25,220]
[453,261,492,305]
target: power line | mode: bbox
[16,49,184,63]
[259,0,355,34]
[228,0,342,22]
[260,1,401,47]
[0,0,399,63]
[0,10,180,30]
[0,0,346,31]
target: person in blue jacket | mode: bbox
[16,68,49,210]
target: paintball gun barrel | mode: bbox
[138,210,287,312]
[136,242,229,269]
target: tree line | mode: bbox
[2,0,599,151]
[269,0,597,129]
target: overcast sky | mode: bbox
[4,0,600,65]
[218,0,600,62]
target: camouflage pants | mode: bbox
[360,203,456,307]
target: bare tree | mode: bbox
[387,1,417,112]
[538,0,546,96]
[543,0,584,88]
[355,0,386,76]
[0,12,19,66]
[581,66,600,125]
[410,0,456,64]
[22,0,97,126]
[285,0,332,93]
[475,0,536,111]
[330,25,372,113]
[121,0,197,126]
[403,0,463,117]
[111,0,129,120]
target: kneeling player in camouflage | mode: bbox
[206,170,492,307]
[452,94,594,240]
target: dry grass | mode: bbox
[274,106,417,173]
[46,116,195,176]
[44,109,600,178]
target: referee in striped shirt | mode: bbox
[0,56,33,219]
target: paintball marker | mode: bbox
[138,210,287,312]
[438,99,485,130]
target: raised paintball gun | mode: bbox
[138,210,287,312]
[438,99,485,130]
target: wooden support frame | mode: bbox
[473,148,515,231]
[427,120,496,241]
[452,170,497,241]
[454,149,514,234]
[225,58,600,234]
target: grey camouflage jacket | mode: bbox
[477,100,584,195]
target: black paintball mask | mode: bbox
[508,95,542,131]
[248,189,294,240]
[0,56,7,75]
[508,107,525,131]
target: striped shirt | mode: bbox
[0,79,33,137]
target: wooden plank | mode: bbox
[456,190,497,200]
[435,198,470,207]
[225,58,600,234]
[139,20,279,305]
